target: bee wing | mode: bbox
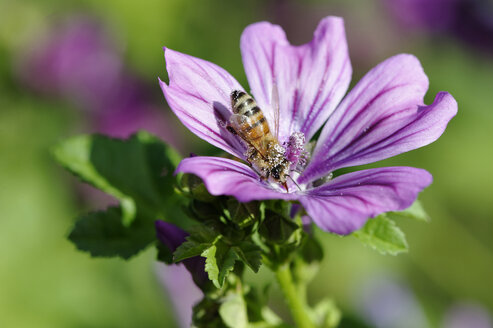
[229,114,267,159]
[271,83,280,140]
[229,113,247,133]
[229,114,254,144]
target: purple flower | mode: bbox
[155,222,204,327]
[18,14,180,146]
[383,0,493,54]
[18,15,123,110]
[156,263,202,328]
[155,221,208,288]
[383,0,459,32]
[355,275,430,328]
[159,16,457,234]
[442,302,492,328]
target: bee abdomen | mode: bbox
[230,90,272,142]
[231,90,261,117]
[245,116,267,132]
[239,103,261,118]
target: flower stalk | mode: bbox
[275,263,315,328]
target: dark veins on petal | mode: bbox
[331,106,432,170]
[300,56,350,135]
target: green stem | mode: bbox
[275,264,315,328]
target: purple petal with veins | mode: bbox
[176,156,298,202]
[300,55,457,183]
[160,48,246,158]
[241,16,351,142]
[299,167,432,234]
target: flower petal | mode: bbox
[241,16,351,142]
[176,156,297,202]
[300,54,457,183]
[299,167,432,234]
[155,220,188,251]
[155,220,208,288]
[156,263,203,328]
[160,48,246,158]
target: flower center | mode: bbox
[265,131,309,192]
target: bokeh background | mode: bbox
[1,0,492,327]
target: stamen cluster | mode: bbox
[284,132,309,172]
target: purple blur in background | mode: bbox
[442,302,493,328]
[383,0,493,54]
[355,275,430,328]
[18,16,122,110]
[17,14,179,146]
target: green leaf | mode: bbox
[225,199,259,228]
[353,214,408,255]
[68,207,155,259]
[52,131,181,225]
[299,235,324,264]
[202,241,238,288]
[180,173,216,202]
[202,245,220,287]
[259,210,298,244]
[388,200,430,222]
[174,240,211,262]
[188,199,222,222]
[263,199,291,218]
[233,242,262,273]
[219,292,248,328]
[173,225,219,262]
[192,297,223,327]
[156,241,173,264]
[188,224,220,243]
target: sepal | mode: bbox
[352,213,408,255]
[388,200,429,222]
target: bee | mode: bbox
[228,90,290,191]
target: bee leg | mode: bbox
[245,159,264,181]
[247,148,257,160]
[245,148,259,167]
[263,170,270,180]
[282,181,289,192]
[254,167,268,181]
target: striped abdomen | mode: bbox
[230,90,275,156]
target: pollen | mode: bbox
[269,144,286,164]
[284,132,309,170]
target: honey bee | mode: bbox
[228,90,290,190]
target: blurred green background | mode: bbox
[1,0,492,327]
